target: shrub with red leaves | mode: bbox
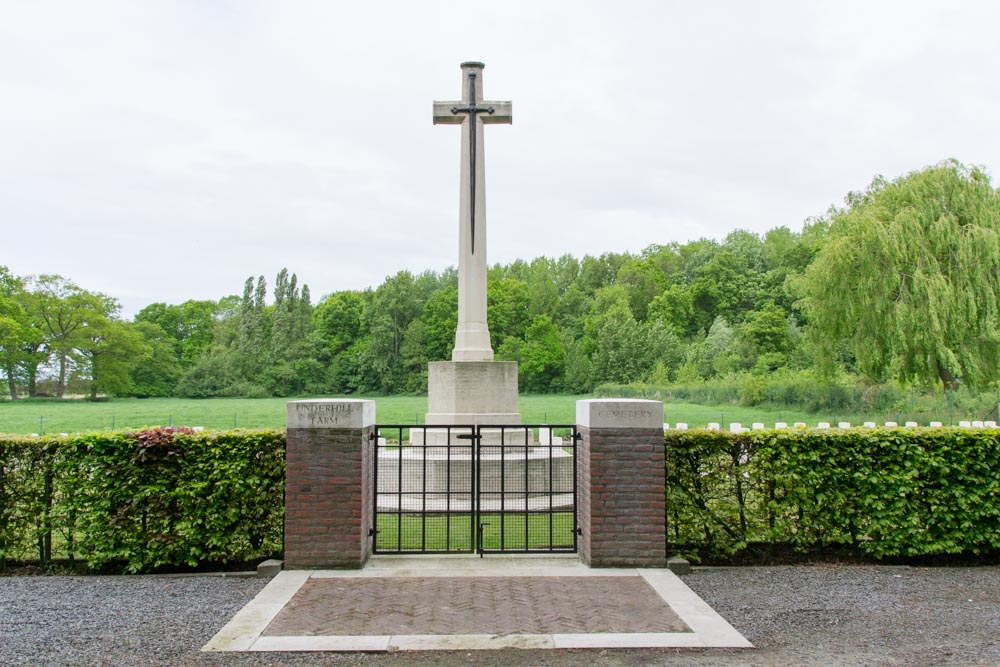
[131,426,196,464]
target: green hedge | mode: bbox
[4,426,997,571]
[665,427,1000,561]
[0,428,284,573]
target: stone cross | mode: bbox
[433,61,512,362]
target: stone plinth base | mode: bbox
[426,361,521,425]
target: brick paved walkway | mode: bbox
[203,557,753,652]
[262,576,689,636]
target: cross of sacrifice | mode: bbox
[432,62,512,361]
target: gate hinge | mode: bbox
[572,432,583,442]
[576,527,583,536]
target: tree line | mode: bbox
[2,160,998,400]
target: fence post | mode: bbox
[575,398,666,567]
[284,399,375,569]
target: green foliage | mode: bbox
[0,428,284,572]
[3,160,996,401]
[420,286,457,363]
[128,322,183,397]
[517,315,565,393]
[134,300,221,368]
[795,160,1000,390]
[665,427,1000,559]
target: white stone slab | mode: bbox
[639,569,753,648]
[253,635,391,652]
[286,399,375,429]
[391,633,555,650]
[774,422,787,429]
[203,570,311,651]
[552,632,707,649]
[729,423,742,433]
[929,421,943,427]
[576,399,663,429]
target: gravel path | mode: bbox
[2,565,997,666]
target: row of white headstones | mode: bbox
[665,420,999,432]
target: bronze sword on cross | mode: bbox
[433,62,512,256]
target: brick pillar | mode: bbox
[576,399,666,567]
[284,399,374,568]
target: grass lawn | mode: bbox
[374,511,576,553]
[0,395,587,435]
[0,393,899,435]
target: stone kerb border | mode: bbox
[285,399,375,569]
[576,399,666,568]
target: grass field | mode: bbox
[374,511,576,553]
[0,394,939,435]
[0,395,586,435]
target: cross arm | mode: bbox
[432,100,513,125]
[432,101,464,124]
[480,101,512,124]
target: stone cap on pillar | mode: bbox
[576,399,664,430]
[287,399,375,430]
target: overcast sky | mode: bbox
[3,1,999,317]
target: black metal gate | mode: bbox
[372,424,577,554]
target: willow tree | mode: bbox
[795,160,1000,390]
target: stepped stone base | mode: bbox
[410,427,534,447]
[376,445,574,511]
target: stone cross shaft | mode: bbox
[433,61,512,362]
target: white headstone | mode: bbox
[817,422,830,429]
[707,422,720,431]
[863,421,877,428]
[972,420,984,428]
[729,423,742,433]
[676,422,688,430]
[985,421,997,428]
[959,420,972,428]
[929,421,943,427]
[838,422,851,429]
[905,421,918,428]
[793,422,806,428]
[752,422,765,430]
[885,421,898,427]
[775,422,788,429]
